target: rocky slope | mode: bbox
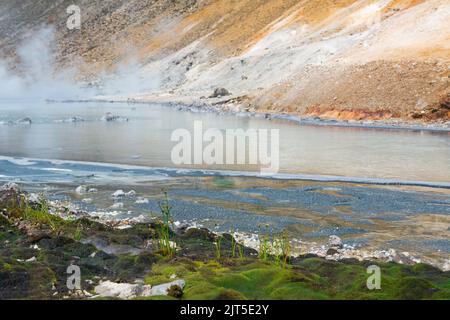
[0,0,449,122]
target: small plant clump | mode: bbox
[214,236,222,260]
[157,191,176,257]
[257,226,291,268]
[230,230,237,258]
[21,194,62,232]
[258,225,271,262]
[73,222,83,241]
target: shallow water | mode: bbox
[1,157,448,267]
[0,100,449,183]
[0,100,449,267]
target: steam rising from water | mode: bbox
[0,27,158,101]
[0,27,94,101]
[98,54,160,96]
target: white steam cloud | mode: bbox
[0,27,94,101]
[98,54,161,96]
[0,27,159,101]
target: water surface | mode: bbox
[0,101,448,183]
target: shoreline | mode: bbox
[1,181,449,299]
[3,182,449,272]
[62,93,450,133]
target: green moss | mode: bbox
[134,295,178,301]
[214,288,247,300]
[142,257,450,300]
[112,252,158,281]
[394,277,438,300]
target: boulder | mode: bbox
[210,87,231,98]
[94,281,143,299]
[94,279,185,299]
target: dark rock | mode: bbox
[326,248,339,256]
[101,112,128,122]
[210,87,231,98]
[182,227,215,241]
[16,117,32,125]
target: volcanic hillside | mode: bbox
[0,0,449,121]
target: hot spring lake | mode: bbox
[0,100,449,266]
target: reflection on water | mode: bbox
[0,101,449,182]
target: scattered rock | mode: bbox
[69,116,84,123]
[126,190,136,197]
[0,182,20,192]
[112,190,135,199]
[326,248,339,256]
[443,260,450,272]
[110,202,124,209]
[27,193,41,205]
[75,185,88,195]
[30,244,40,251]
[101,112,128,122]
[56,117,85,123]
[135,197,149,204]
[112,190,125,198]
[16,117,32,125]
[328,235,343,249]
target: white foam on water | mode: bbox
[0,156,37,166]
[40,168,73,172]
[0,155,449,189]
